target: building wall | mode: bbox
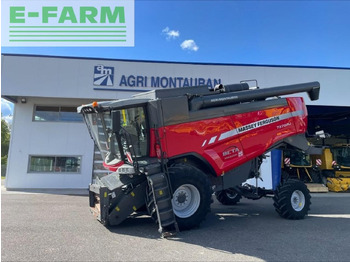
[2,55,350,189]
[2,55,350,106]
[5,97,94,189]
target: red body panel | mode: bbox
[150,97,308,176]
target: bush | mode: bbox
[1,155,8,166]
[1,119,10,177]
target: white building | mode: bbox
[2,54,350,189]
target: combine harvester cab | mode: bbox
[78,81,321,235]
[282,150,321,182]
[320,144,350,192]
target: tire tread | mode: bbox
[273,179,311,220]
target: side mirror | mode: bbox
[315,130,326,139]
[315,130,331,139]
[112,110,121,133]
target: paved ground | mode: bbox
[2,185,350,262]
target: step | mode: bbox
[147,172,177,233]
[305,183,329,193]
[148,173,168,185]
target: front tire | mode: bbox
[169,164,212,230]
[273,179,311,220]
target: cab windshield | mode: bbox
[84,106,148,167]
[332,146,350,167]
[284,150,311,166]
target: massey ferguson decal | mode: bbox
[236,110,303,135]
[238,116,280,133]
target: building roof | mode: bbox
[3,53,350,70]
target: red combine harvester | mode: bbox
[78,81,321,236]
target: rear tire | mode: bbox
[168,164,212,230]
[215,188,242,205]
[273,179,311,220]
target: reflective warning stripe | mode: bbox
[218,129,238,142]
[208,136,217,145]
[126,152,133,163]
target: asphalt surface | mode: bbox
[2,186,350,262]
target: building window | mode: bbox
[34,106,83,122]
[29,156,81,173]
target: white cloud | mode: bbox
[180,40,199,52]
[1,98,14,117]
[162,27,180,40]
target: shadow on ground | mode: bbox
[106,196,350,261]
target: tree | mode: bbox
[1,118,10,166]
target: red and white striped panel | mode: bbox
[316,159,322,166]
[126,152,133,163]
[284,158,290,165]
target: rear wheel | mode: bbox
[169,164,212,230]
[273,179,311,220]
[215,188,242,205]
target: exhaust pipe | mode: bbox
[190,81,320,110]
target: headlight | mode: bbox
[117,164,135,174]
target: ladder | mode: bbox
[145,165,178,236]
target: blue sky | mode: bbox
[2,0,350,68]
[1,1,350,120]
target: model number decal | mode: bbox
[222,146,243,160]
[277,122,292,129]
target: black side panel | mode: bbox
[147,100,163,128]
[222,160,255,190]
[283,134,323,154]
[161,96,189,126]
[108,180,148,226]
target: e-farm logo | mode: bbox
[1,0,134,46]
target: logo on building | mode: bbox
[94,65,114,86]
